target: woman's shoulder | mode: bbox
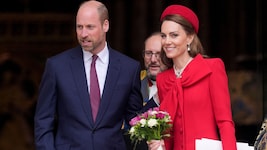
[158,69,173,77]
[156,69,174,82]
[203,56,225,68]
[201,56,227,75]
[203,55,224,63]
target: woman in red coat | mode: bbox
[147,5,237,150]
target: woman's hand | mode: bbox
[147,139,165,150]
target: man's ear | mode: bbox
[103,19,109,32]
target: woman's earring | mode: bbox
[187,44,191,51]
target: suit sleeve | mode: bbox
[34,59,56,150]
[209,59,237,150]
[125,63,143,123]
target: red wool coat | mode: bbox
[157,54,237,150]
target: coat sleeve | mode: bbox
[209,58,237,150]
[34,58,56,150]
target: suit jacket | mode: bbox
[123,71,158,150]
[157,54,237,150]
[122,71,157,131]
[34,46,143,150]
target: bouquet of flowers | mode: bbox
[128,107,172,149]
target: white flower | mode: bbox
[151,110,158,115]
[140,119,146,127]
[147,118,158,128]
[129,127,135,133]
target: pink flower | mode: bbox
[142,111,149,119]
[129,116,141,126]
[156,112,165,119]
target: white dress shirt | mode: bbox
[149,80,160,106]
[83,43,109,97]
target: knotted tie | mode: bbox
[90,55,100,121]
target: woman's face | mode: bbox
[161,20,193,59]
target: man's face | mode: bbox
[76,5,109,54]
[143,35,167,80]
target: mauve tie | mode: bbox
[90,55,100,122]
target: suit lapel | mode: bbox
[94,49,120,126]
[69,47,122,127]
[70,47,94,127]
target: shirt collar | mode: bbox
[148,79,156,87]
[83,42,109,64]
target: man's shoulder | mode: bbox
[50,46,81,59]
[109,48,139,65]
[45,46,82,65]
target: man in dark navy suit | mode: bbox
[34,1,145,150]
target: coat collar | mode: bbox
[164,54,212,87]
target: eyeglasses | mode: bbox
[144,51,161,59]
